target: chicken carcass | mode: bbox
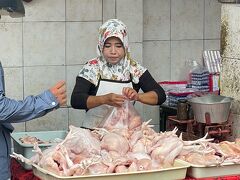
[101,132,129,155]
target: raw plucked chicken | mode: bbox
[177,135,240,165]
[11,101,240,176]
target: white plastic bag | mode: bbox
[100,100,143,130]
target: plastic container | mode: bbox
[187,162,240,178]
[32,159,190,180]
[11,130,67,169]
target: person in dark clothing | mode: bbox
[71,19,166,128]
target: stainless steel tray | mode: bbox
[32,160,189,180]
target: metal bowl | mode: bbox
[188,94,233,124]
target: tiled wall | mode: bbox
[142,0,221,130]
[0,0,221,132]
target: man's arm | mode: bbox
[0,62,67,123]
[0,90,57,123]
[0,83,66,124]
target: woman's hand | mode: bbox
[103,93,126,107]
[122,87,139,101]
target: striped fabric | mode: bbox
[203,50,221,74]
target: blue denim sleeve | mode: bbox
[0,90,59,123]
[0,62,59,123]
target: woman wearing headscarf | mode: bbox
[71,19,166,128]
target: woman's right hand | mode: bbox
[103,93,126,107]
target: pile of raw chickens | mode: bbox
[12,101,240,176]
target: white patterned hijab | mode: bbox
[79,19,146,86]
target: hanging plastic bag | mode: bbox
[100,100,143,130]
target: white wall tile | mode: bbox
[204,0,221,39]
[143,41,171,81]
[66,22,101,65]
[143,0,170,40]
[26,108,68,131]
[103,0,116,22]
[0,16,22,23]
[68,108,86,128]
[171,0,204,40]
[129,42,143,64]
[4,67,23,100]
[66,65,83,106]
[204,40,220,50]
[23,0,65,21]
[24,66,65,95]
[143,105,160,126]
[23,22,65,66]
[0,23,22,67]
[116,0,143,42]
[171,40,203,80]
[66,0,102,21]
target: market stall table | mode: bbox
[11,158,40,180]
[159,104,177,131]
[10,158,240,180]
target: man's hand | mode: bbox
[50,80,67,106]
